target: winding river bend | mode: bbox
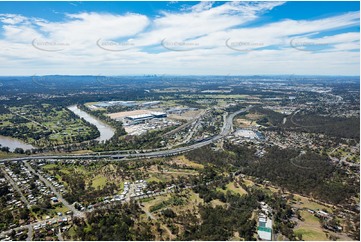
[67,105,115,142]
[0,106,114,151]
[0,135,35,152]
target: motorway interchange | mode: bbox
[0,108,249,163]
[0,108,249,240]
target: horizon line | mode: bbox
[0,74,360,77]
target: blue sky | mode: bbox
[0,1,359,75]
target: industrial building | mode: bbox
[150,111,167,118]
[125,114,154,124]
[234,129,265,140]
[139,101,161,107]
[257,202,273,241]
[258,216,272,240]
[92,100,162,109]
[125,112,167,125]
[93,101,137,108]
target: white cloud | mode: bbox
[0,14,27,25]
[37,12,150,42]
[0,2,359,76]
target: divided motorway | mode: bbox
[0,108,248,239]
[0,108,249,163]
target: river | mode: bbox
[67,105,115,142]
[0,106,115,151]
[0,135,35,152]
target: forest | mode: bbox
[65,171,300,241]
[249,106,360,139]
[186,144,359,206]
[66,202,154,240]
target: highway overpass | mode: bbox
[0,108,249,163]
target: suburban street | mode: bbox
[0,166,30,209]
[0,107,249,240]
[23,162,84,218]
[0,215,71,239]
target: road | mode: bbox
[1,179,216,239]
[138,201,156,220]
[23,162,84,218]
[0,215,71,239]
[0,166,30,209]
[57,228,63,241]
[26,225,33,241]
[0,108,248,239]
[137,201,175,239]
[0,108,249,163]
[328,146,359,168]
[9,110,53,132]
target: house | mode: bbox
[307,209,315,214]
[316,210,330,219]
[50,197,59,203]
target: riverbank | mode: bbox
[67,105,115,142]
[0,135,35,152]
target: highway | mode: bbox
[2,106,358,240]
[0,108,248,163]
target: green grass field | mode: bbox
[225,182,248,195]
[0,151,26,159]
[54,205,70,214]
[42,164,58,170]
[91,175,107,189]
[294,210,327,241]
[0,104,98,147]
[294,228,328,241]
[146,176,163,183]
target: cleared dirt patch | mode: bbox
[234,118,254,128]
[245,113,264,120]
[170,155,204,169]
[168,110,203,121]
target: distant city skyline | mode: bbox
[0,1,359,76]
